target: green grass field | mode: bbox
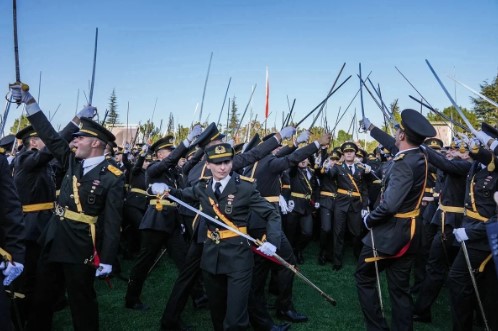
[53,242,452,330]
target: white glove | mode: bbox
[469,137,480,151]
[1,261,24,286]
[257,242,277,256]
[455,132,470,146]
[77,105,98,119]
[279,126,296,140]
[10,84,34,104]
[287,200,295,212]
[314,202,320,209]
[363,164,371,174]
[140,144,149,156]
[296,130,310,144]
[474,130,492,146]
[151,182,169,194]
[278,195,289,215]
[95,263,112,277]
[10,84,41,115]
[453,228,469,243]
[359,118,372,131]
[361,209,369,218]
[187,124,203,142]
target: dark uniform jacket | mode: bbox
[13,122,80,241]
[179,136,282,218]
[244,142,319,229]
[327,162,369,212]
[27,112,125,265]
[289,165,319,215]
[125,154,149,211]
[364,148,427,256]
[424,147,470,229]
[171,173,281,274]
[140,143,188,233]
[460,148,498,251]
[0,154,25,264]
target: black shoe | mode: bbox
[125,301,150,311]
[413,313,431,323]
[192,294,208,309]
[318,255,326,266]
[270,323,291,331]
[277,309,308,323]
[332,264,342,271]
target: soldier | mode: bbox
[446,126,498,330]
[244,130,330,328]
[285,156,319,264]
[356,109,436,331]
[12,110,91,323]
[11,84,125,331]
[413,140,471,323]
[162,142,281,331]
[316,147,341,265]
[125,130,202,310]
[121,145,151,259]
[0,150,25,331]
[159,124,295,330]
[325,141,371,270]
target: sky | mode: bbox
[0,0,497,139]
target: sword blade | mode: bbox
[425,60,475,132]
[89,28,99,106]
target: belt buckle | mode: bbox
[305,194,311,200]
[348,190,353,197]
[211,230,221,244]
[55,204,65,218]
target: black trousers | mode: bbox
[0,281,14,331]
[121,204,145,256]
[333,204,363,266]
[126,228,187,305]
[160,239,204,330]
[414,227,458,316]
[248,230,296,331]
[204,268,252,331]
[26,261,97,331]
[448,245,498,331]
[285,212,313,252]
[355,245,415,331]
[319,207,333,258]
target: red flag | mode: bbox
[265,66,269,119]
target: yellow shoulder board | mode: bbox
[394,154,405,162]
[337,161,343,166]
[107,164,123,176]
[239,175,255,183]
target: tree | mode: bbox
[167,113,174,135]
[426,106,478,133]
[228,98,239,138]
[106,89,119,127]
[472,74,498,125]
[10,114,30,134]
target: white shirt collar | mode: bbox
[212,174,231,193]
[395,147,419,157]
[82,155,106,175]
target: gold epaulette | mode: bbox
[336,161,343,166]
[107,164,123,176]
[239,175,255,183]
[394,154,405,162]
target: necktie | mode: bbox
[214,182,222,200]
[349,165,353,174]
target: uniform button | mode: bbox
[70,194,74,198]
